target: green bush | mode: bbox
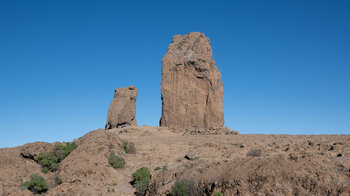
[171,179,188,196]
[213,192,224,196]
[132,167,151,184]
[108,151,126,168]
[34,153,60,172]
[170,179,196,196]
[41,167,49,173]
[123,141,136,154]
[22,175,48,194]
[154,165,167,171]
[154,166,161,171]
[134,178,150,195]
[55,142,78,161]
[132,167,151,195]
[55,176,62,185]
[34,142,78,172]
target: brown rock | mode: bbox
[185,150,199,160]
[105,85,137,129]
[1,127,350,195]
[20,142,57,159]
[160,32,224,130]
[54,130,124,195]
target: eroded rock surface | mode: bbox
[20,142,57,159]
[106,85,137,129]
[160,32,224,130]
[0,128,350,195]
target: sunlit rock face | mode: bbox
[160,32,224,130]
[106,85,137,129]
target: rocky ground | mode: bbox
[0,126,350,196]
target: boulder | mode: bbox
[105,85,137,129]
[20,142,57,159]
[160,32,224,130]
[185,150,199,160]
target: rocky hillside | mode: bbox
[0,127,349,195]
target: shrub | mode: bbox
[22,175,48,194]
[162,165,168,171]
[171,179,188,196]
[123,141,128,152]
[34,142,78,172]
[134,178,150,195]
[247,149,262,157]
[123,141,136,154]
[154,166,161,171]
[132,167,151,195]
[108,151,126,168]
[170,179,197,196]
[132,167,151,184]
[54,142,78,161]
[34,153,60,172]
[213,191,224,196]
[41,167,49,173]
[55,176,62,185]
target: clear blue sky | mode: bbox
[1,0,349,147]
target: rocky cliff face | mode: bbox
[160,32,224,130]
[105,85,137,129]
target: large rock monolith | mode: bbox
[105,85,137,129]
[160,32,224,130]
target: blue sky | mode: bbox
[1,0,349,147]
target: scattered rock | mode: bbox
[106,85,138,129]
[308,141,314,146]
[247,149,262,157]
[231,130,239,135]
[160,32,224,130]
[289,153,298,161]
[182,126,239,135]
[185,150,199,160]
[220,126,239,135]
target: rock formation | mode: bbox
[105,85,137,129]
[160,32,224,130]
